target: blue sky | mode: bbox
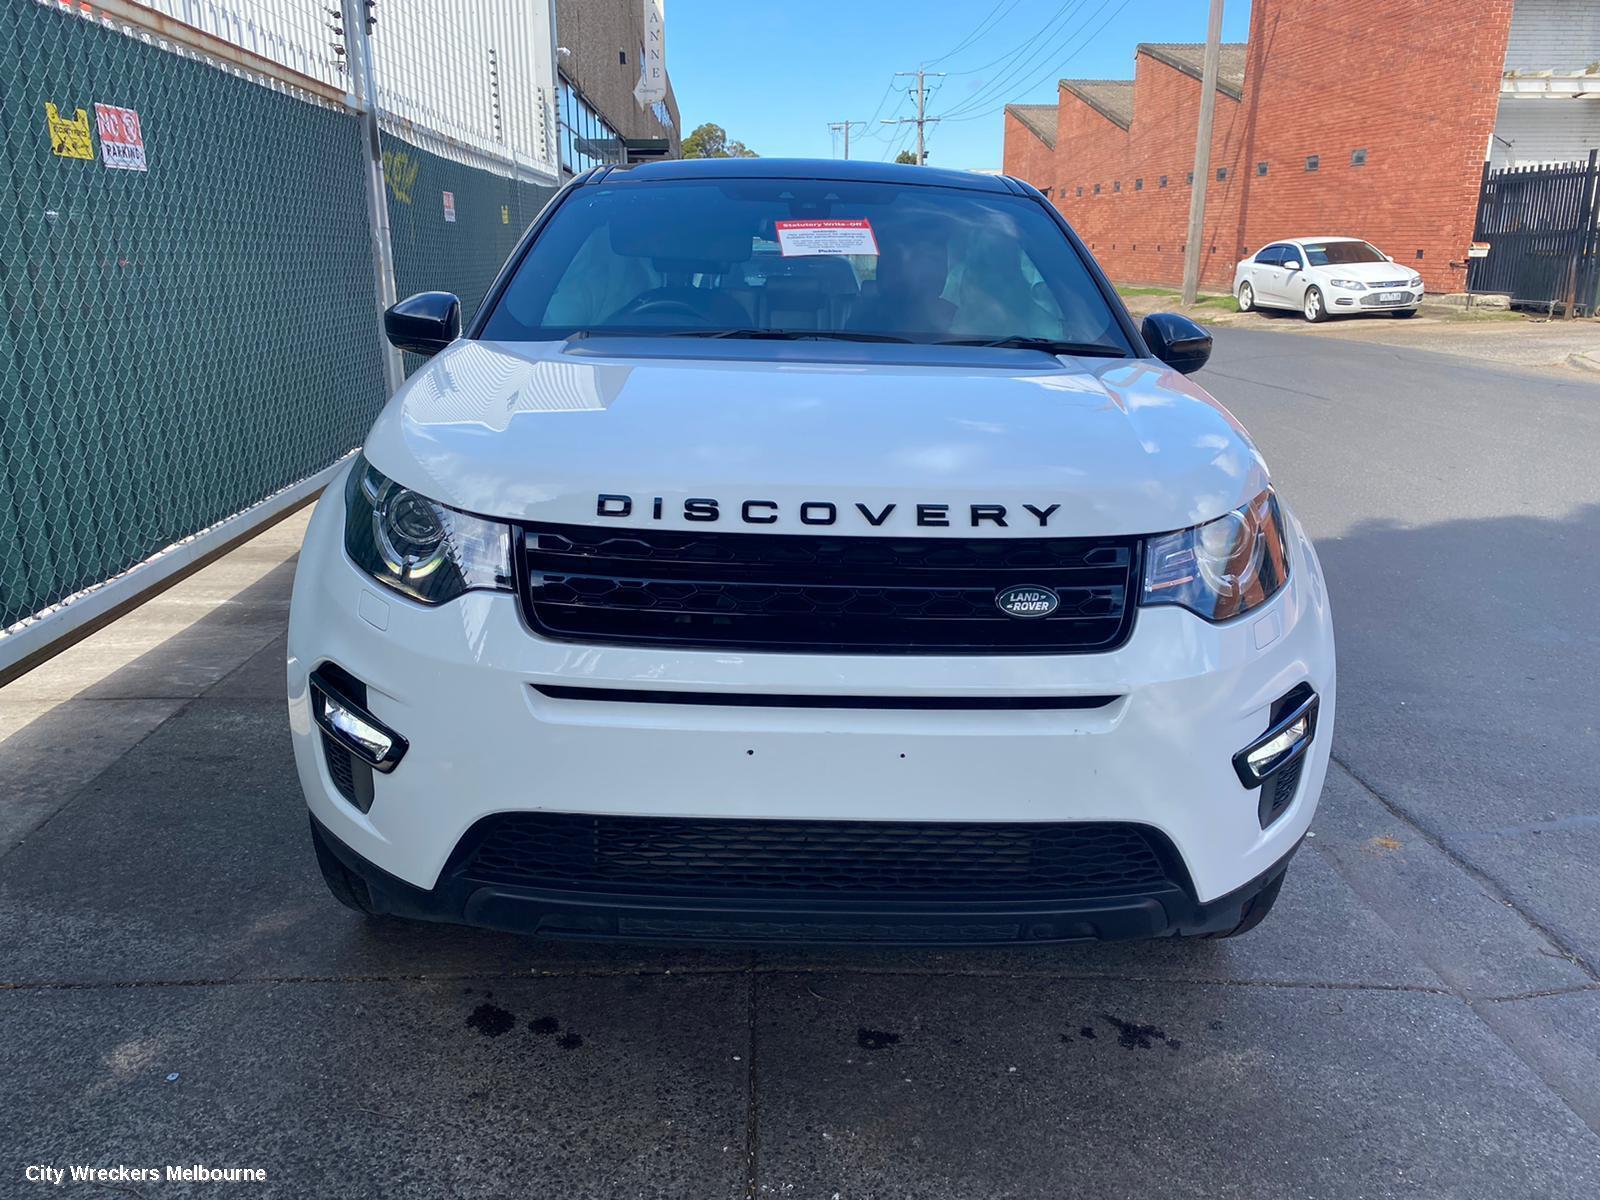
[670,0,1250,170]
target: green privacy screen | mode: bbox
[381,128,557,343]
[0,3,560,629]
[0,0,387,627]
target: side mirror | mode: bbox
[1282,258,1303,272]
[1142,312,1213,375]
[384,291,460,357]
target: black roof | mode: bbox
[595,157,1014,193]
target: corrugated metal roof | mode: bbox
[1004,103,1058,148]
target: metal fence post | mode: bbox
[343,0,405,394]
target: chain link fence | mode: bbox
[0,0,560,648]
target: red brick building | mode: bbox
[1001,0,1600,294]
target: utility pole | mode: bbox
[828,120,854,159]
[882,66,944,162]
[1181,0,1225,306]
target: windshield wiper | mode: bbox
[939,336,1126,357]
[696,328,915,344]
[566,328,914,344]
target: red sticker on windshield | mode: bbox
[773,219,879,257]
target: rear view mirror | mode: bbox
[1282,258,1302,271]
[1142,313,1212,375]
[384,291,460,357]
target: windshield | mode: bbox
[478,178,1131,352]
[1301,241,1385,266]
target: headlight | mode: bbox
[1141,490,1290,622]
[343,455,513,605]
[1408,276,1423,289]
[1327,278,1366,291]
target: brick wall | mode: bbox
[1002,0,1517,294]
[1239,0,1513,293]
[1001,111,1056,196]
[1053,60,1248,291]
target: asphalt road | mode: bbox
[3,328,1599,1198]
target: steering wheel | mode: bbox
[607,294,717,324]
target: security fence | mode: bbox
[0,0,559,671]
[1469,151,1600,316]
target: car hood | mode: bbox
[362,337,1269,538]
[1305,258,1411,283]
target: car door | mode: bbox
[1271,243,1307,306]
[1253,244,1293,306]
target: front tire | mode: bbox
[1237,281,1255,312]
[1303,287,1328,322]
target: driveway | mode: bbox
[2,328,1598,1198]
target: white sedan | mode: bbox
[1233,237,1423,322]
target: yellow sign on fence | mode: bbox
[45,102,94,160]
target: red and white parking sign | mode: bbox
[93,103,147,172]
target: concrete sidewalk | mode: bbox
[0,510,310,857]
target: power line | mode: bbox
[936,0,1100,119]
[939,0,1085,76]
[924,0,1026,67]
[938,0,1131,123]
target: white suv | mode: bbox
[1235,237,1423,321]
[288,158,1335,946]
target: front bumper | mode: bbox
[287,469,1336,932]
[312,811,1299,943]
[1330,285,1420,311]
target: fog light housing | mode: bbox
[310,666,408,774]
[1233,687,1318,789]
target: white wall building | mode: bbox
[1492,0,1600,168]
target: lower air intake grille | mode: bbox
[456,814,1181,901]
[321,731,358,804]
[517,523,1138,654]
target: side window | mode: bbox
[1254,244,1284,266]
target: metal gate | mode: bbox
[1468,150,1600,315]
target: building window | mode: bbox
[1076,186,1083,197]
[1135,177,1143,191]
[1305,155,1319,172]
[1159,175,1168,188]
[1186,171,1194,185]
[619,50,627,64]
[1351,148,1368,166]
[1093,183,1101,194]
[1256,161,1268,176]
[1216,167,1228,181]
[558,76,622,174]
[1415,249,1425,259]
[1041,186,1052,198]
[1113,180,1121,192]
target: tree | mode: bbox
[682,122,759,159]
[894,150,918,165]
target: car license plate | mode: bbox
[1378,291,1405,303]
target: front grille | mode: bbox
[456,814,1181,902]
[517,523,1138,653]
[1360,291,1415,306]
